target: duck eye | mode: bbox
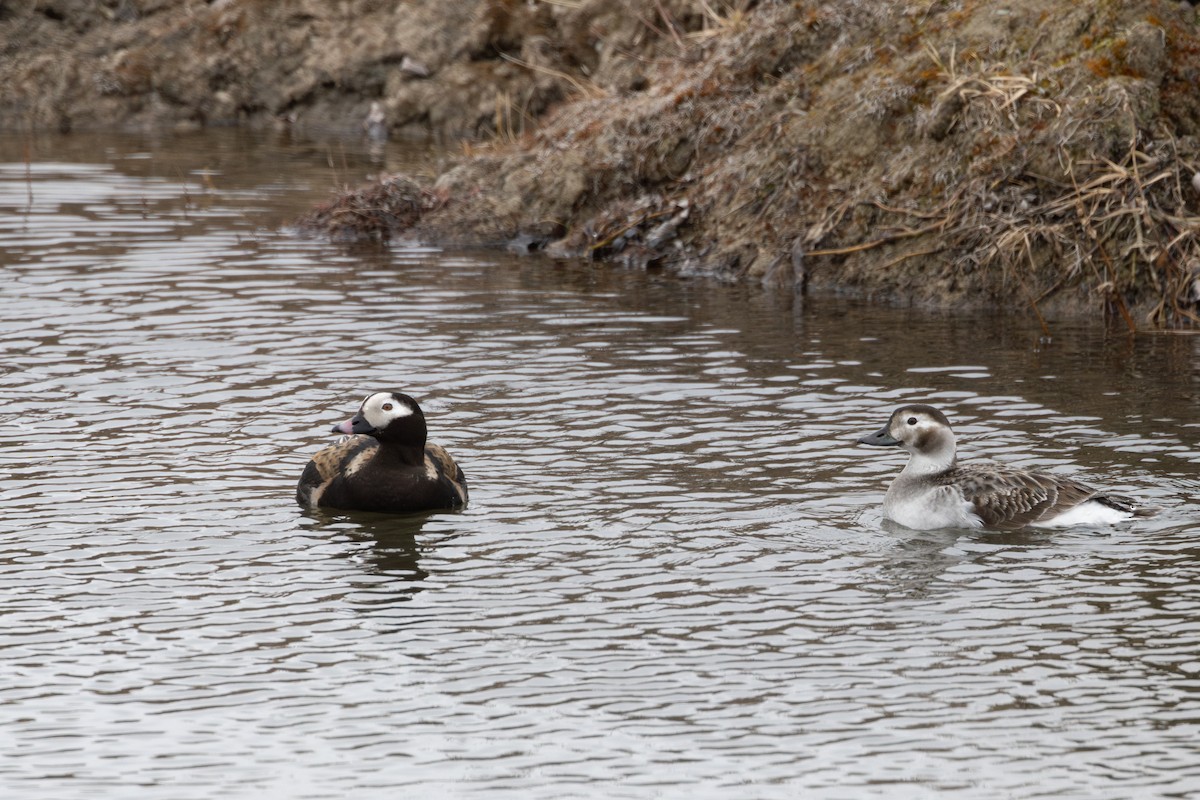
[382,403,393,411]
[906,417,917,425]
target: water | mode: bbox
[1,131,1198,800]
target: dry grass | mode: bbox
[285,0,1200,327]
[492,91,522,144]
[922,43,1063,130]
[811,131,1200,328]
[960,112,1200,328]
[797,32,1200,328]
[295,177,436,242]
[497,52,608,100]
[688,0,751,40]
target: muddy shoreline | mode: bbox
[5,0,1200,324]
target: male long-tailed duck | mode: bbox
[297,391,468,514]
[858,404,1154,530]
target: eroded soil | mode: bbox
[5,0,1200,323]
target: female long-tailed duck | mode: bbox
[297,391,468,514]
[858,404,1154,530]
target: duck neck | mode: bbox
[376,438,426,466]
[900,430,957,478]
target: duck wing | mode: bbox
[425,442,468,506]
[943,465,1098,529]
[296,435,378,508]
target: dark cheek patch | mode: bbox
[913,428,935,450]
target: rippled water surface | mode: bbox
[2,131,1199,799]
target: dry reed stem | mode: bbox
[689,0,749,39]
[498,52,608,99]
[587,208,676,254]
[879,246,945,270]
[806,217,952,257]
[653,0,686,49]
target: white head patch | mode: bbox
[360,392,415,430]
[891,407,957,472]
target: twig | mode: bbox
[879,246,944,270]
[1067,159,1136,332]
[498,52,607,99]
[1020,232,1051,336]
[807,217,951,257]
[870,185,966,219]
[653,0,686,50]
[20,137,33,233]
[586,208,676,253]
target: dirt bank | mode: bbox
[5,1,1200,325]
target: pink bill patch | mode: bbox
[333,419,356,434]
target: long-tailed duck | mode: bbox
[297,391,468,514]
[858,404,1154,530]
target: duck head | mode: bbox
[859,404,957,473]
[333,391,427,445]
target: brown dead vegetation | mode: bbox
[391,0,1200,327]
[298,176,437,243]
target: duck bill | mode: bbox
[858,426,901,447]
[332,413,377,435]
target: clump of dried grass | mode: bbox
[930,47,1200,329]
[1002,137,1200,328]
[810,138,1200,329]
[921,43,1063,134]
[807,40,1200,329]
[296,176,437,242]
[688,0,752,40]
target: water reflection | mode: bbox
[305,510,433,586]
[871,522,1065,598]
[1,131,1199,799]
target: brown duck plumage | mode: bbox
[297,391,468,514]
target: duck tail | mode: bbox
[1096,494,1160,518]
